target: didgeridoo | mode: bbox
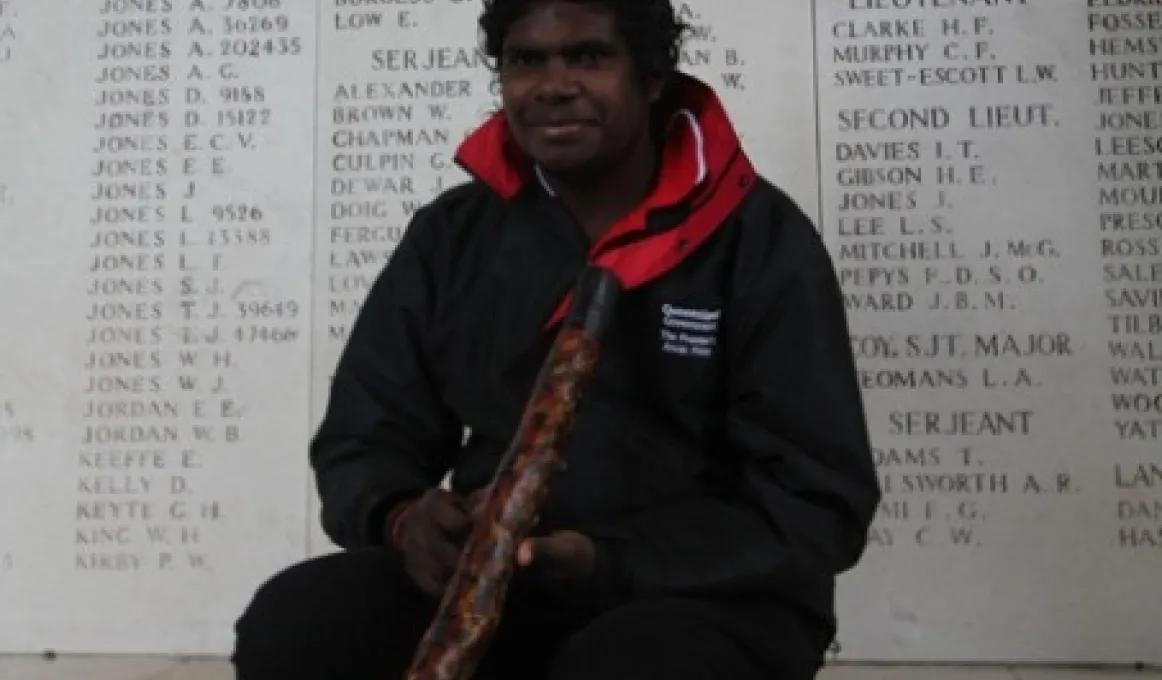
[402,265,622,680]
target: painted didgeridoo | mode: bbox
[402,265,622,680]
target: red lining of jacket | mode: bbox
[454,73,756,328]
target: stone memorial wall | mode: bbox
[0,0,1157,666]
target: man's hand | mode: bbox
[466,487,488,518]
[393,489,471,597]
[466,488,594,582]
[515,530,596,585]
[470,487,596,588]
[399,487,596,597]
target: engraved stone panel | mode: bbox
[819,0,1161,666]
[0,0,315,654]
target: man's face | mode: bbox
[498,1,662,177]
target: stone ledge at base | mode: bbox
[0,656,1159,680]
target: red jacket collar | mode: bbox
[454,72,756,327]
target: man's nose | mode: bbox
[533,58,581,100]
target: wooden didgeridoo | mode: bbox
[402,265,622,680]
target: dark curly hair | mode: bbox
[478,0,691,83]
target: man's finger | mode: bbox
[432,537,463,572]
[431,500,470,536]
[434,555,459,587]
[408,559,443,597]
[516,539,535,567]
[419,488,466,514]
[516,533,566,566]
[416,573,442,598]
[437,488,469,510]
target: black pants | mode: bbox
[231,548,831,680]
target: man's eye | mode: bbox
[509,52,541,66]
[569,48,608,67]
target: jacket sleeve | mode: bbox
[309,207,463,550]
[588,201,881,606]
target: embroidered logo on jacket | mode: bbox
[660,303,719,358]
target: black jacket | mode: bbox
[310,74,881,636]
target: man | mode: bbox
[231,0,881,678]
